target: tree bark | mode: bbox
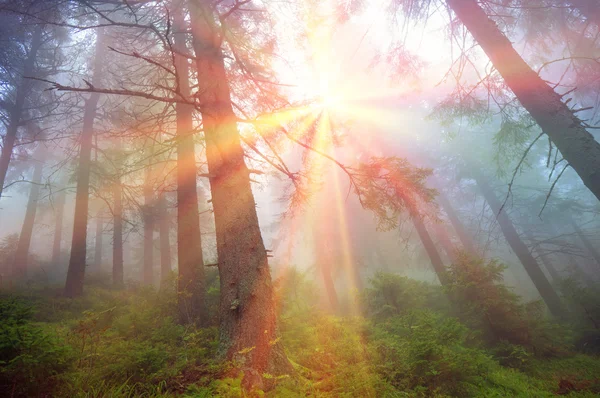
[13,150,44,277]
[472,172,566,318]
[143,165,154,286]
[51,191,66,265]
[112,179,124,287]
[93,210,103,267]
[447,0,600,202]
[172,1,205,323]
[64,28,105,298]
[158,192,172,288]
[408,207,450,286]
[0,26,43,201]
[189,0,290,381]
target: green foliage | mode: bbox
[0,298,74,396]
[1,264,600,397]
[362,271,446,321]
[369,309,495,396]
[558,277,600,354]
[445,253,568,362]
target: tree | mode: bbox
[188,0,290,382]
[13,146,45,277]
[0,24,43,200]
[158,192,172,287]
[446,0,600,202]
[172,1,206,323]
[64,28,106,297]
[471,169,566,318]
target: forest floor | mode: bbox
[1,266,600,397]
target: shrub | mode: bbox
[369,309,495,396]
[445,254,567,360]
[0,298,74,396]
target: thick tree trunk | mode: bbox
[51,191,66,265]
[434,188,477,254]
[189,0,290,382]
[143,166,154,286]
[408,207,449,285]
[93,210,103,267]
[0,26,43,201]
[158,192,172,287]
[472,172,566,318]
[112,180,124,287]
[570,218,600,270]
[447,0,600,202]
[13,151,44,277]
[64,28,105,298]
[173,2,205,323]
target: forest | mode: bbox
[1,0,600,396]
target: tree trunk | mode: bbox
[408,207,449,286]
[472,172,566,318]
[431,220,459,263]
[172,2,205,323]
[64,28,105,298]
[51,191,66,265]
[13,150,44,277]
[524,231,561,282]
[189,0,290,382]
[158,192,172,288]
[570,217,600,270]
[143,165,154,286]
[93,210,103,267]
[447,0,600,202]
[113,179,124,287]
[434,187,477,254]
[0,26,43,201]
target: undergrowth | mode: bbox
[1,256,599,397]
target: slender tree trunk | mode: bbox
[472,172,566,318]
[569,217,600,269]
[113,180,123,287]
[189,0,290,382]
[51,191,66,265]
[93,210,103,267]
[64,28,105,298]
[524,231,561,282]
[320,261,339,313]
[408,208,449,285]
[172,2,205,322]
[447,0,600,202]
[431,220,459,263]
[13,151,44,277]
[434,186,477,254]
[315,233,340,312]
[0,26,42,201]
[158,192,172,287]
[143,165,154,286]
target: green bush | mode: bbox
[445,254,568,360]
[362,272,445,321]
[0,298,74,396]
[369,309,495,396]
